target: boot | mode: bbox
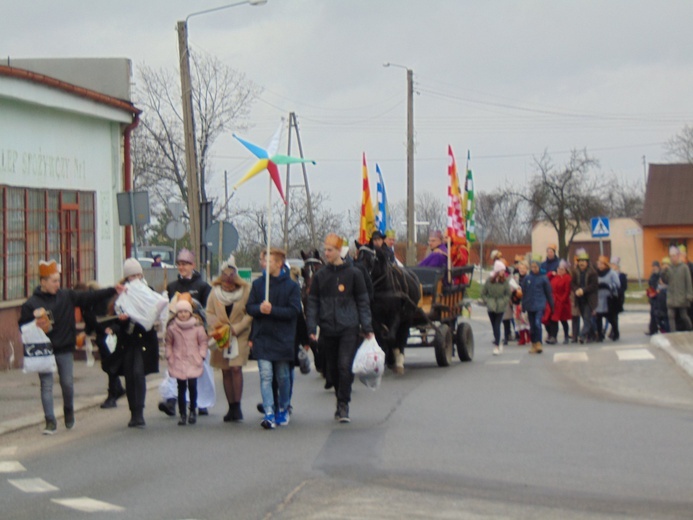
[231,402,244,422]
[158,398,176,417]
[223,403,235,422]
[529,342,543,354]
[178,410,187,426]
[128,408,145,428]
[188,407,197,425]
[100,394,117,409]
[393,349,405,375]
[536,342,543,354]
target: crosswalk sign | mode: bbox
[591,217,610,238]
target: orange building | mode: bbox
[642,163,693,270]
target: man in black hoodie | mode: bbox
[306,234,373,423]
[19,260,123,434]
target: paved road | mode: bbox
[1,308,692,519]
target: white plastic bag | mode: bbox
[115,279,168,331]
[351,336,385,390]
[21,321,56,374]
[222,336,239,360]
[105,333,117,354]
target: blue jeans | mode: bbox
[39,351,74,421]
[527,311,543,344]
[257,360,291,416]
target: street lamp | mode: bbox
[383,62,415,266]
[177,0,267,266]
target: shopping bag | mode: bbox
[21,321,56,374]
[223,336,239,360]
[115,279,168,331]
[351,336,385,390]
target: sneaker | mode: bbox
[43,419,57,435]
[336,402,350,423]
[276,409,290,426]
[64,409,75,430]
[492,347,500,356]
[198,408,209,416]
[100,397,117,409]
[499,345,504,354]
[261,414,276,430]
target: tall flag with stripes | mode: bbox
[447,146,466,243]
[464,150,476,243]
[359,153,376,244]
[375,164,389,235]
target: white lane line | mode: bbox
[554,352,588,363]
[8,478,59,493]
[51,497,125,512]
[0,446,18,457]
[486,359,521,365]
[616,349,655,361]
[0,461,26,473]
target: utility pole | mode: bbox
[177,20,201,267]
[283,112,317,252]
[405,68,415,266]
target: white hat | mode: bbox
[492,259,506,275]
[220,254,237,273]
[123,258,143,278]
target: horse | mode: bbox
[355,242,421,374]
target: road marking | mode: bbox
[0,446,18,457]
[8,478,59,493]
[51,497,125,512]
[616,349,655,361]
[0,461,26,473]
[554,352,588,363]
[486,359,520,365]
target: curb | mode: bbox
[0,377,163,437]
[651,334,693,380]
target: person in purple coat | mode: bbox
[418,230,448,267]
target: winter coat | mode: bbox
[521,271,554,313]
[547,272,572,322]
[247,268,302,362]
[571,266,599,311]
[19,286,117,354]
[481,276,511,313]
[306,261,373,337]
[540,255,561,275]
[206,280,252,369]
[660,263,693,308]
[109,317,160,377]
[596,268,620,314]
[167,271,211,307]
[418,244,448,268]
[165,317,208,379]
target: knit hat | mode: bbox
[490,249,502,260]
[598,255,610,266]
[324,233,343,249]
[123,258,143,277]
[558,260,569,270]
[175,300,192,314]
[492,259,506,275]
[221,254,237,273]
[610,256,620,266]
[38,259,61,278]
[176,248,195,264]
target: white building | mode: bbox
[0,59,140,369]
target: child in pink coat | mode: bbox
[165,300,208,425]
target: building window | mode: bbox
[0,186,96,300]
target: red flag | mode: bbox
[447,146,468,267]
[359,153,375,244]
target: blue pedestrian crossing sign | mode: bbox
[591,217,610,238]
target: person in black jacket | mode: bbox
[111,259,161,428]
[246,248,302,429]
[19,260,123,435]
[306,233,374,423]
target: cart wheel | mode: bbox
[433,324,453,367]
[455,321,474,362]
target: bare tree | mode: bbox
[132,51,262,242]
[603,177,645,219]
[517,149,607,259]
[475,189,531,244]
[665,125,693,163]
[415,191,446,242]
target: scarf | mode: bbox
[213,284,244,307]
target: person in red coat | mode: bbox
[543,260,573,344]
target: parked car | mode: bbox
[138,245,175,265]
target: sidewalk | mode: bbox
[651,331,693,381]
[0,356,164,436]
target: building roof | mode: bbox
[0,64,140,116]
[642,163,693,226]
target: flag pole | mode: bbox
[447,236,452,284]
[265,174,272,302]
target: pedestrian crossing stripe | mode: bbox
[51,497,125,512]
[0,461,26,473]
[8,478,59,493]
[616,349,655,361]
[554,352,588,363]
[0,446,18,457]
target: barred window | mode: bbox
[0,186,96,300]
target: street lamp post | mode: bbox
[177,0,267,266]
[384,62,416,266]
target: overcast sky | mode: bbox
[4,0,693,222]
